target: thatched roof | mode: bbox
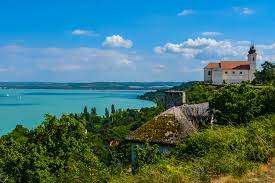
[127,103,209,146]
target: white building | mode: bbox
[204,46,257,85]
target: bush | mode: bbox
[0,115,110,182]
[210,84,264,125]
[186,84,217,104]
[245,115,275,162]
[133,142,159,173]
[110,115,275,182]
[175,114,275,181]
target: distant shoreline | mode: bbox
[0,82,182,90]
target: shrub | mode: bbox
[133,143,159,173]
[110,115,275,182]
[175,114,275,181]
[210,84,264,125]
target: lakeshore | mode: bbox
[0,89,155,135]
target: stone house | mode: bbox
[204,45,257,85]
[127,102,210,162]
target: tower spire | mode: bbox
[251,41,255,47]
[248,44,257,63]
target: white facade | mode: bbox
[204,46,257,85]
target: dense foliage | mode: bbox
[210,84,275,125]
[111,114,275,182]
[0,105,164,182]
[133,143,160,173]
[138,81,209,105]
[0,115,110,182]
[253,61,275,85]
[185,84,218,104]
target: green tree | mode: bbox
[210,84,263,125]
[0,114,109,182]
[91,107,97,116]
[105,108,110,118]
[83,106,89,121]
[258,86,275,114]
[186,84,216,104]
[253,61,275,85]
[0,105,165,182]
[111,104,116,114]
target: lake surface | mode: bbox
[0,89,155,135]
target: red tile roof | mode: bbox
[205,62,220,69]
[205,61,250,70]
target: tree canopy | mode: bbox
[254,61,275,85]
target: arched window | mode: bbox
[208,70,211,76]
[253,57,255,61]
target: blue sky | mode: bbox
[0,0,275,82]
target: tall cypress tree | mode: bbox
[83,106,89,121]
[105,108,110,118]
[91,107,97,116]
[111,104,116,114]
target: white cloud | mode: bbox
[257,44,275,50]
[0,66,15,72]
[152,64,165,73]
[241,8,254,15]
[71,29,96,36]
[233,7,254,15]
[0,44,193,82]
[236,40,251,45]
[200,60,209,64]
[0,45,136,75]
[154,37,275,63]
[183,37,224,47]
[201,32,222,36]
[154,43,200,59]
[181,67,202,73]
[1,40,274,82]
[102,35,133,48]
[117,58,132,65]
[177,9,195,16]
[45,64,82,72]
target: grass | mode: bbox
[110,114,275,183]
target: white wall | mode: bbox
[204,66,254,85]
[212,68,223,85]
[204,68,212,83]
[222,70,250,84]
[249,66,256,81]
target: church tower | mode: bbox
[248,45,257,63]
[247,45,257,81]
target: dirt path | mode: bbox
[246,158,275,183]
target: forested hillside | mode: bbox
[0,62,274,182]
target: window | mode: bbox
[225,71,228,74]
[253,57,255,61]
[240,72,243,74]
[232,71,235,74]
[208,70,211,76]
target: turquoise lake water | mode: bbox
[0,89,155,135]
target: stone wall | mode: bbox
[165,91,186,109]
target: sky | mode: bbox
[0,0,275,82]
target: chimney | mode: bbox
[164,91,186,110]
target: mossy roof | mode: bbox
[127,103,209,145]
